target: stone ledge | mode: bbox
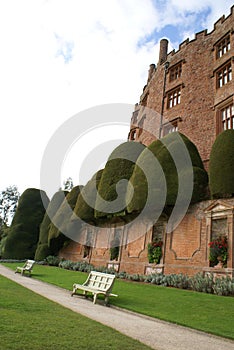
[203,267,234,278]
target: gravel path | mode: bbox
[0,264,233,350]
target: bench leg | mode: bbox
[93,294,97,304]
[104,295,110,306]
[71,287,76,296]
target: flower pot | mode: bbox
[214,256,223,268]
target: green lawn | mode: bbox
[0,274,152,350]
[3,263,234,340]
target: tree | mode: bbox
[0,185,20,227]
[62,177,73,191]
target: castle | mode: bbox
[59,7,234,278]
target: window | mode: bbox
[221,103,234,130]
[216,35,230,59]
[216,62,232,88]
[167,87,181,108]
[169,62,182,82]
[83,229,93,258]
[164,123,178,135]
[110,228,122,261]
[163,117,181,136]
[129,129,137,140]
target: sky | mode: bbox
[0,0,233,197]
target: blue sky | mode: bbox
[0,0,233,195]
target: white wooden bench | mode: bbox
[71,270,118,305]
[15,260,35,276]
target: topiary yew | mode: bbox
[3,188,49,259]
[48,185,82,255]
[34,190,67,261]
[73,169,103,223]
[95,141,145,218]
[209,129,234,198]
[127,132,208,214]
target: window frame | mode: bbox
[220,103,234,131]
[216,98,234,134]
[216,60,232,89]
[162,117,181,136]
[167,86,181,109]
[169,62,182,82]
[215,34,231,59]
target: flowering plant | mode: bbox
[147,239,163,264]
[208,235,228,267]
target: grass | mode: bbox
[0,274,152,350]
[3,263,234,340]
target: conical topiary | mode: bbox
[3,188,49,259]
[34,190,68,261]
[47,185,82,255]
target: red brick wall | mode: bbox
[59,199,234,277]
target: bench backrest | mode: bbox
[23,260,35,270]
[84,271,115,292]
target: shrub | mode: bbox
[45,255,61,266]
[95,141,145,218]
[72,261,94,273]
[213,276,234,296]
[209,129,234,198]
[48,186,82,255]
[35,191,67,261]
[58,260,74,270]
[189,273,214,294]
[35,243,51,262]
[127,132,208,215]
[3,189,49,259]
[74,170,103,223]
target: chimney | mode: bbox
[159,39,168,64]
[147,63,156,83]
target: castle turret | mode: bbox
[159,38,168,64]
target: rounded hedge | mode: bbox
[127,132,208,214]
[209,129,234,198]
[95,141,145,218]
[127,138,170,213]
[74,169,103,223]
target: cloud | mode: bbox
[54,34,74,63]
